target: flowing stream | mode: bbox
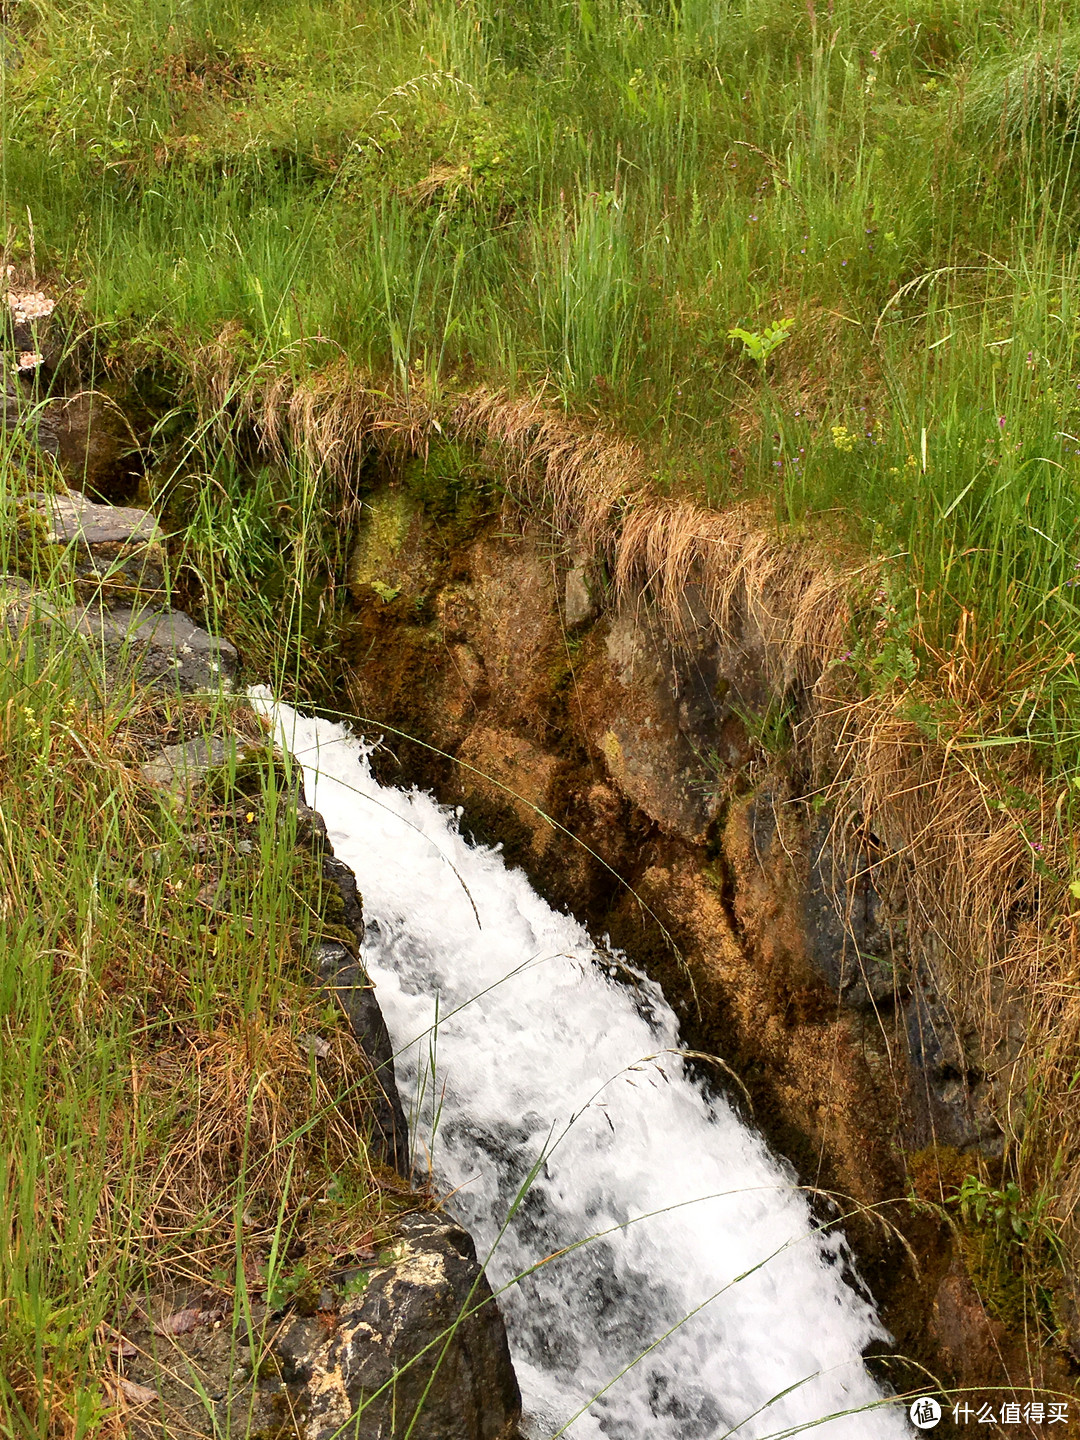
[252,693,913,1440]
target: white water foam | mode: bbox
[252,691,913,1440]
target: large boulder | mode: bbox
[298,1212,521,1440]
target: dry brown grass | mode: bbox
[822,668,1076,1168]
[452,386,650,542]
[614,497,856,693]
[201,351,858,689]
[115,1020,380,1271]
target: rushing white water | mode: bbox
[252,692,912,1440]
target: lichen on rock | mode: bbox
[300,1213,521,1440]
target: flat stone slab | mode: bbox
[27,490,165,594]
[140,735,247,791]
[2,580,238,695]
[73,604,238,693]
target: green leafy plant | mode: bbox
[266,1260,313,1311]
[731,695,797,757]
[727,317,794,369]
[341,1270,372,1301]
[950,1174,1061,1252]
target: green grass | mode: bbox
[5,0,1080,765]
[6,0,1080,1419]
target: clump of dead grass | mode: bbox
[613,496,856,693]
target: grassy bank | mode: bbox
[6,0,1080,1416]
[6,0,1080,758]
[0,488,409,1436]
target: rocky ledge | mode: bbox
[281,1214,521,1440]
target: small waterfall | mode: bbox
[252,693,912,1440]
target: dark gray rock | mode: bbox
[275,1314,328,1383]
[140,735,249,792]
[289,791,409,1174]
[2,583,237,695]
[2,383,59,455]
[322,854,366,951]
[293,796,328,848]
[802,811,901,1012]
[73,603,238,693]
[27,490,165,593]
[302,1212,521,1440]
[317,939,410,1177]
[904,981,1003,1155]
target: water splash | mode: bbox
[252,692,912,1440]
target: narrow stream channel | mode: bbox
[252,692,913,1440]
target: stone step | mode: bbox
[73,602,238,693]
[25,490,165,596]
[2,583,238,696]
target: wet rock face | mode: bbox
[299,1212,522,1440]
[904,983,1003,1156]
[316,938,410,1176]
[930,1260,1010,1387]
[334,489,1029,1388]
[746,784,1004,1157]
[598,613,720,843]
[802,809,899,1011]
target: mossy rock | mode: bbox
[397,439,492,531]
[292,848,357,951]
[347,488,421,603]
